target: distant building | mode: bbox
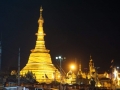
[65,55,111,88]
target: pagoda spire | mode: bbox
[40,6,43,18]
[31,6,49,53]
[38,6,44,27]
[90,54,92,61]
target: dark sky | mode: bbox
[0,1,120,72]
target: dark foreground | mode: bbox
[1,84,120,90]
[2,86,120,90]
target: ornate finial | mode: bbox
[40,6,43,19]
[40,6,43,12]
[90,54,91,59]
[90,54,92,61]
[38,6,44,26]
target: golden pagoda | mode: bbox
[20,7,60,83]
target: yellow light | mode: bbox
[58,75,60,78]
[70,64,75,70]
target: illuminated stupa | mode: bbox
[20,7,60,83]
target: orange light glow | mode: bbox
[70,64,75,70]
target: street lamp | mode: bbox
[70,64,75,71]
[56,56,63,83]
[117,66,119,69]
[56,56,65,90]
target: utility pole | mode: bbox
[110,59,114,90]
[0,30,2,71]
[0,41,2,71]
[18,48,20,86]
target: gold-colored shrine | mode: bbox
[20,7,60,83]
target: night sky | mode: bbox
[0,1,120,72]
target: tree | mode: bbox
[7,75,17,82]
[20,71,38,84]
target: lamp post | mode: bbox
[56,56,62,83]
[18,48,20,86]
[56,56,64,90]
